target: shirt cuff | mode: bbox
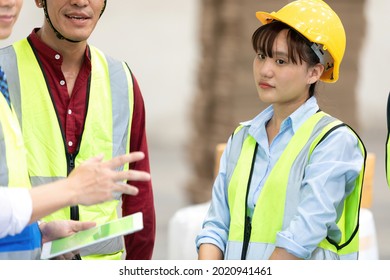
[275,231,311,259]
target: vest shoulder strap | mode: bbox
[227,125,249,184]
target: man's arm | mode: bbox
[122,74,156,260]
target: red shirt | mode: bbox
[28,29,155,259]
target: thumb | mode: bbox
[71,221,96,232]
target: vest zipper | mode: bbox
[68,152,75,170]
[68,153,80,221]
[241,216,252,260]
[68,153,81,260]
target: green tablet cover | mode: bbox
[40,212,143,259]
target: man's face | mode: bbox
[41,0,105,42]
[0,0,23,40]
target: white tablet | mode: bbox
[40,212,143,259]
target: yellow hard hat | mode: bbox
[256,0,346,83]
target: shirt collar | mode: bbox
[242,96,320,139]
[28,28,91,66]
[289,96,320,133]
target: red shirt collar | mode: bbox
[28,28,92,68]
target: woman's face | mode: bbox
[0,0,23,40]
[253,29,320,109]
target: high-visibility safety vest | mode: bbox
[225,111,366,260]
[0,39,134,260]
[0,94,41,259]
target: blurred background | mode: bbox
[4,0,390,259]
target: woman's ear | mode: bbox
[308,63,325,84]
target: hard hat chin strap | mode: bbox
[41,0,107,44]
[41,0,80,43]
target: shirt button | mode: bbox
[60,80,66,86]
[68,141,73,147]
[55,54,61,60]
[68,109,72,115]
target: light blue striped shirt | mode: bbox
[196,96,364,259]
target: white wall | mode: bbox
[356,0,390,260]
[357,0,390,131]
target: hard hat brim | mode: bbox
[256,11,280,25]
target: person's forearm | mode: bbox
[269,247,302,260]
[29,180,75,223]
[198,243,224,260]
[28,152,149,224]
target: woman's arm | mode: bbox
[198,243,224,260]
[29,152,150,223]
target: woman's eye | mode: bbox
[276,59,286,65]
[257,53,266,60]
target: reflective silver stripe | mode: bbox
[0,46,20,185]
[225,241,275,260]
[283,115,337,229]
[0,248,41,260]
[0,124,8,185]
[30,176,66,186]
[106,55,130,161]
[95,53,132,202]
[340,252,358,260]
[225,241,352,260]
[0,46,22,126]
[80,236,124,256]
[226,126,249,185]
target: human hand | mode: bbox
[67,152,151,206]
[39,220,96,260]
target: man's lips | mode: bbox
[66,15,89,20]
[65,11,91,21]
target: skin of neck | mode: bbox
[36,23,87,62]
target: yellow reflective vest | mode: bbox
[1,39,134,260]
[226,111,366,260]
[0,95,41,259]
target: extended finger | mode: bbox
[115,169,150,182]
[54,252,73,260]
[103,152,145,169]
[112,182,139,197]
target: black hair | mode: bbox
[252,21,320,97]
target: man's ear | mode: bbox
[35,0,43,8]
[308,63,325,84]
